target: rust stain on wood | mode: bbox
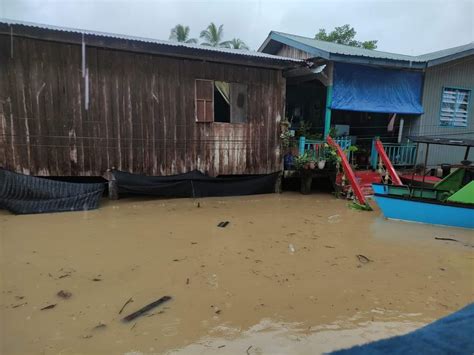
[0,35,285,177]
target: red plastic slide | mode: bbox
[374,139,403,186]
[326,136,368,206]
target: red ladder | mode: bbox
[374,139,403,186]
[327,136,368,206]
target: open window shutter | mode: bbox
[195,80,214,122]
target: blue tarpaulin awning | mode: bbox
[331,62,424,114]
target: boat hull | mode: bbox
[373,191,474,229]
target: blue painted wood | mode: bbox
[324,85,333,138]
[373,184,474,229]
[299,136,306,156]
[370,138,417,168]
[298,136,352,160]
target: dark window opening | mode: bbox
[195,79,247,123]
[214,82,231,123]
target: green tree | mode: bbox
[200,23,226,47]
[315,24,378,49]
[169,24,197,43]
[222,38,249,50]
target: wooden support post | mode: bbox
[274,172,283,193]
[108,179,118,200]
[324,85,333,138]
[300,171,312,194]
[464,146,470,161]
[103,169,118,200]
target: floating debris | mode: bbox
[328,214,341,224]
[217,221,230,228]
[435,237,460,243]
[119,297,134,315]
[92,323,107,330]
[289,244,295,254]
[40,304,57,311]
[57,290,72,299]
[356,254,372,264]
[122,296,172,322]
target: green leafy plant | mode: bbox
[315,24,378,49]
[328,127,338,138]
[296,120,312,138]
[293,152,312,170]
[324,144,341,164]
[349,202,373,211]
[280,130,292,149]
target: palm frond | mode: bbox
[169,24,194,43]
[222,38,249,50]
[200,22,225,47]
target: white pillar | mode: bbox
[398,118,404,143]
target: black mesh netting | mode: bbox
[112,170,280,198]
[0,169,105,215]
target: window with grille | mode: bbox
[440,87,470,127]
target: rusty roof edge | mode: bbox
[0,18,305,68]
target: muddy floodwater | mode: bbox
[1,193,473,354]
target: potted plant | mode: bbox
[317,158,326,170]
[293,152,311,171]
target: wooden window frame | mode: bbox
[195,79,214,123]
[195,79,249,124]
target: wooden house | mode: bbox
[259,31,474,169]
[0,20,302,178]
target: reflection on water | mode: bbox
[371,215,474,247]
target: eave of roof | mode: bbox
[0,19,304,69]
[259,31,474,69]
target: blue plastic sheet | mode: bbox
[331,62,424,114]
[330,303,474,355]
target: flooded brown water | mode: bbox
[1,193,473,354]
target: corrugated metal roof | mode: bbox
[0,18,303,64]
[416,42,474,61]
[271,31,421,62]
[261,31,474,67]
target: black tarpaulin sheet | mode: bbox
[0,168,105,215]
[112,170,280,198]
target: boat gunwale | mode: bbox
[373,192,474,209]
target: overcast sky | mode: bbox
[1,0,473,55]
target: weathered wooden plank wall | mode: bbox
[0,35,285,176]
[276,44,312,60]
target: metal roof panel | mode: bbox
[0,18,303,64]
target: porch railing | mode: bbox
[299,136,352,160]
[370,139,417,169]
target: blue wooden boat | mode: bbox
[373,136,474,229]
[373,183,474,229]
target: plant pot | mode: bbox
[309,161,316,170]
[318,160,326,169]
[283,154,294,170]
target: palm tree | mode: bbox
[169,24,197,44]
[200,23,226,47]
[222,38,249,50]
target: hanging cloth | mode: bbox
[387,113,397,132]
[214,81,230,105]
